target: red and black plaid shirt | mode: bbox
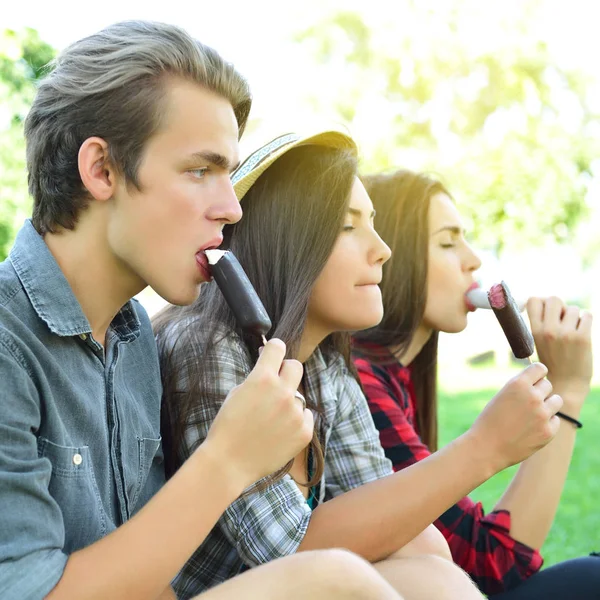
[353,345,543,596]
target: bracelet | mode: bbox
[556,411,583,429]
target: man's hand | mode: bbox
[201,338,313,491]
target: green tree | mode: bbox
[0,28,55,260]
[295,1,599,255]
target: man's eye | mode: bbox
[189,168,208,179]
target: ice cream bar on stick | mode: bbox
[205,249,272,344]
[467,287,527,312]
[487,281,535,360]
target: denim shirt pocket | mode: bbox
[128,436,163,513]
[37,437,108,553]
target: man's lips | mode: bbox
[198,236,223,254]
[195,236,224,282]
[195,252,212,282]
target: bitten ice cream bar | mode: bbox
[466,287,526,312]
[468,281,535,359]
[205,249,272,341]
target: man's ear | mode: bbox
[78,137,119,201]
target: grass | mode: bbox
[437,377,600,567]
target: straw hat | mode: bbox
[232,129,358,201]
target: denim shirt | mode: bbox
[0,221,165,599]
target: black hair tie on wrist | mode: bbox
[556,411,583,429]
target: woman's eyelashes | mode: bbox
[438,230,464,249]
[342,213,376,234]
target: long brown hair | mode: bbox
[354,170,450,451]
[153,144,358,487]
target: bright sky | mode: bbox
[7,0,600,155]
[5,0,346,153]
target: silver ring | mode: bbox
[294,391,307,410]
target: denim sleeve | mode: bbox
[0,336,67,599]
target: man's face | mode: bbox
[108,78,242,305]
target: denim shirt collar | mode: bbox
[9,220,141,341]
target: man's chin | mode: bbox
[158,283,204,307]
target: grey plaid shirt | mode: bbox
[169,330,392,599]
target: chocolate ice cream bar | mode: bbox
[488,281,535,359]
[467,287,526,312]
[205,249,272,340]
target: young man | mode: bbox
[0,21,404,600]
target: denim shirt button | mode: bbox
[72,453,83,466]
[79,334,87,341]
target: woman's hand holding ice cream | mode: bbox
[527,296,593,418]
[467,362,563,473]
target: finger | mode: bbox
[253,338,286,373]
[533,377,553,399]
[560,305,581,332]
[577,310,593,336]
[302,408,315,439]
[548,414,561,438]
[527,297,544,333]
[290,410,314,453]
[279,358,304,389]
[521,361,549,385]
[544,393,564,416]
[542,296,565,331]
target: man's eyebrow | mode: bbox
[187,151,240,173]
[348,207,376,219]
[432,225,464,236]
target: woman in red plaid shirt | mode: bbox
[353,169,600,598]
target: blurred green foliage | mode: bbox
[295,2,599,255]
[1,7,599,262]
[0,28,54,260]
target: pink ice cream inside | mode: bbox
[488,283,508,309]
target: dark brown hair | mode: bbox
[153,144,358,488]
[25,20,252,235]
[354,170,450,451]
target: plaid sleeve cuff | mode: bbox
[221,475,312,567]
[481,509,544,574]
[441,504,544,595]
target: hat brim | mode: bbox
[232,130,358,201]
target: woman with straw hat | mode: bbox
[154,129,561,599]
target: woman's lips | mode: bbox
[466,284,527,312]
[465,283,481,312]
